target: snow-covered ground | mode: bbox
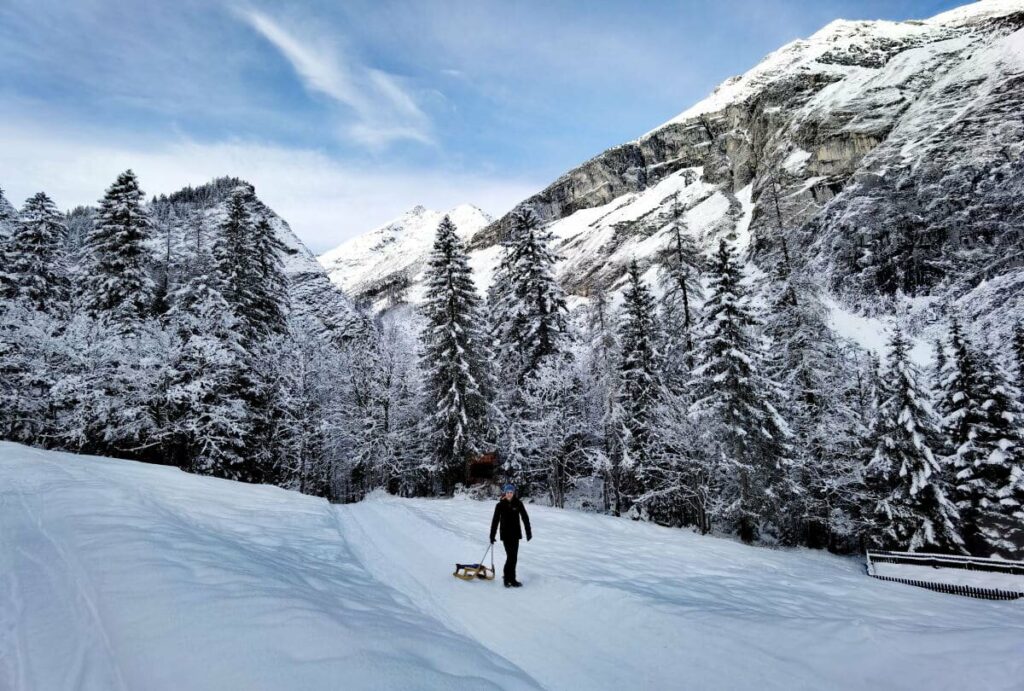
[3,443,1023,691]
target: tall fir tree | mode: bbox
[5,192,70,313]
[249,216,290,338]
[163,248,251,478]
[864,327,963,553]
[583,288,626,515]
[690,239,789,542]
[420,215,491,493]
[81,170,156,324]
[213,191,290,343]
[487,208,568,489]
[937,321,1024,557]
[657,193,702,383]
[489,208,568,383]
[209,186,291,481]
[765,263,859,547]
[617,260,663,513]
[973,346,1024,558]
[0,187,21,297]
[0,186,17,237]
[932,336,947,391]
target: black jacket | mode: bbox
[490,497,532,542]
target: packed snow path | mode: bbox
[2,443,1022,690]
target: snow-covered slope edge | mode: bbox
[3,442,1023,690]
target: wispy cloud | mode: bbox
[238,7,432,148]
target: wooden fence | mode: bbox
[865,550,1024,601]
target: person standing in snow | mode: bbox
[490,483,532,588]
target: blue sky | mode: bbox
[0,0,967,251]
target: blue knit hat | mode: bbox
[502,483,516,494]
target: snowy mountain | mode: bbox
[4,441,1022,691]
[318,204,491,309]
[150,177,365,342]
[337,1,1024,347]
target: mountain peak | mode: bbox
[317,203,492,307]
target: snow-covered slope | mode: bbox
[318,204,491,308]
[3,443,1023,690]
[646,0,1023,133]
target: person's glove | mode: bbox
[490,536,495,544]
[527,535,532,542]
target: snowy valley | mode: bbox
[2,0,1024,689]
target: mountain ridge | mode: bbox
[324,0,1022,355]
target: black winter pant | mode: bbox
[502,539,519,583]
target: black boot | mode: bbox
[510,580,523,587]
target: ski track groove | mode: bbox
[5,467,131,691]
[327,505,548,689]
[0,495,27,691]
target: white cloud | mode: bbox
[238,8,432,148]
[0,121,538,253]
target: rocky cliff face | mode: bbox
[332,1,1024,346]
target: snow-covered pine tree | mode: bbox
[509,209,568,377]
[0,193,71,445]
[420,215,491,493]
[582,288,626,515]
[209,186,292,480]
[938,323,1024,558]
[4,192,70,314]
[0,187,19,297]
[765,264,859,547]
[485,208,569,489]
[250,216,290,336]
[81,170,156,325]
[214,187,261,342]
[690,239,789,543]
[488,208,568,382]
[0,187,17,237]
[932,337,947,391]
[657,193,702,384]
[617,260,663,516]
[974,346,1024,559]
[864,327,963,553]
[163,248,251,478]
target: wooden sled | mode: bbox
[454,544,495,581]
